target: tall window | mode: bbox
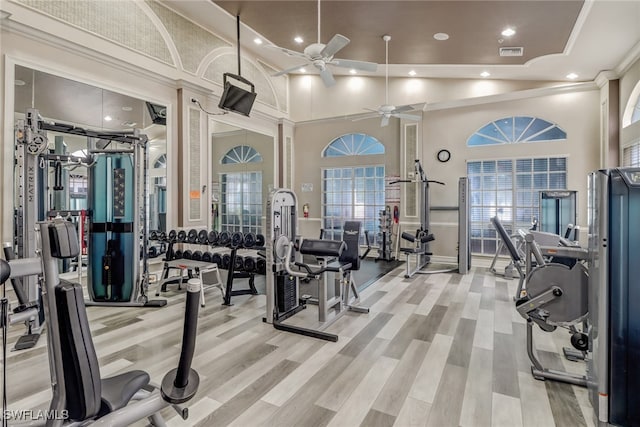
[467,157,568,255]
[623,142,640,167]
[219,145,263,234]
[322,134,385,243]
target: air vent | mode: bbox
[121,121,137,127]
[499,47,524,57]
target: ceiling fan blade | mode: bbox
[319,68,336,87]
[264,44,308,60]
[393,113,421,121]
[391,104,415,113]
[272,63,311,77]
[363,107,381,113]
[381,116,390,127]
[330,58,378,72]
[321,34,350,57]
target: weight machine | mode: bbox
[264,189,368,342]
[395,160,470,277]
[587,168,640,426]
[14,109,164,308]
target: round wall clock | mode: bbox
[437,149,451,163]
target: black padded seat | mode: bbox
[100,371,150,414]
[339,221,361,271]
[55,280,151,422]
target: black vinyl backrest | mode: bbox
[340,221,361,271]
[490,216,521,263]
[55,281,102,421]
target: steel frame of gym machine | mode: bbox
[264,189,369,342]
[395,160,470,278]
[0,219,200,426]
[14,109,164,309]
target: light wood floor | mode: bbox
[2,264,595,427]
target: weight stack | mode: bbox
[276,274,297,313]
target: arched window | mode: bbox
[622,80,640,128]
[221,145,263,164]
[467,116,566,147]
[219,145,263,234]
[322,133,385,157]
[321,133,385,244]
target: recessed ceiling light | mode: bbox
[480,71,491,78]
[349,69,357,74]
[121,106,133,111]
[433,32,449,41]
[408,70,417,76]
[104,115,113,122]
[294,36,304,44]
[253,38,262,45]
[299,68,306,73]
[501,28,516,37]
[566,72,578,80]
[15,79,26,86]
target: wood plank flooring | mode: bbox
[1,265,595,426]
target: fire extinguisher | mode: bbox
[303,203,309,218]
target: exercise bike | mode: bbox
[0,219,201,426]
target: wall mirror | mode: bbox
[13,64,168,271]
[209,120,275,235]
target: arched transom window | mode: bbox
[221,145,263,164]
[323,133,385,157]
[467,116,566,147]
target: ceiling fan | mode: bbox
[268,0,377,87]
[354,35,422,127]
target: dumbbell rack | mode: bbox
[376,208,395,262]
[150,229,266,305]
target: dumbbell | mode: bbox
[174,249,183,260]
[187,229,198,243]
[208,230,218,246]
[202,252,213,263]
[217,231,231,246]
[168,230,177,242]
[177,230,187,242]
[149,230,158,240]
[148,246,158,258]
[182,250,193,260]
[192,250,203,261]
[198,230,209,245]
[221,254,231,269]
[230,232,244,248]
[212,253,222,266]
[256,258,266,275]
[234,256,244,271]
[243,233,256,248]
[159,231,167,241]
[255,234,265,247]
[243,256,256,272]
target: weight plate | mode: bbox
[231,232,244,248]
[255,234,265,247]
[234,256,244,270]
[149,246,158,257]
[192,250,202,261]
[159,231,167,241]
[177,230,187,242]
[149,230,158,240]
[182,250,192,260]
[202,252,213,263]
[187,229,198,243]
[174,249,183,259]
[243,233,256,248]
[208,230,218,245]
[168,230,177,242]
[198,230,209,244]
[218,231,231,246]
